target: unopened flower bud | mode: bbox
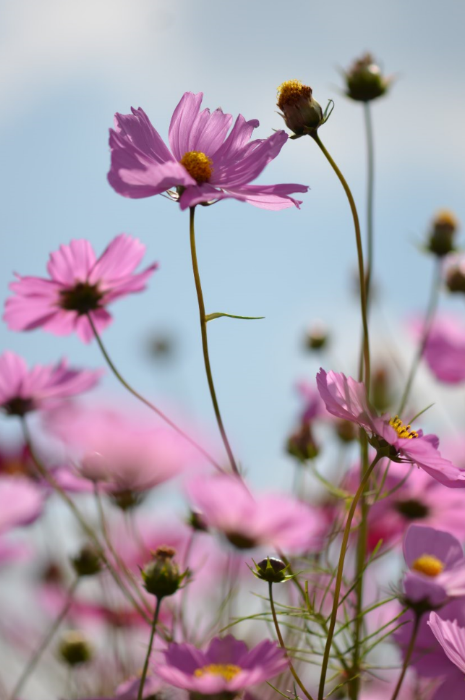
[371,367,392,414]
[335,419,358,443]
[187,510,208,532]
[141,546,187,599]
[252,557,293,584]
[71,545,101,578]
[427,210,459,258]
[446,256,465,294]
[277,80,324,137]
[344,53,391,102]
[286,421,319,462]
[304,323,329,351]
[58,631,93,666]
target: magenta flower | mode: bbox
[154,635,288,693]
[108,92,308,210]
[402,525,465,608]
[358,462,465,551]
[0,476,45,533]
[186,474,323,552]
[413,315,465,384]
[4,235,158,343]
[428,612,465,699]
[0,351,101,417]
[316,368,465,488]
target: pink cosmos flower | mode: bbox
[0,476,45,533]
[108,92,308,210]
[402,525,465,608]
[4,235,158,343]
[0,352,101,417]
[44,403,196,503]
[428,612,465,700]
[316,368,465,488]
[410,314,465,384]
[186,474,323,552]
[350,462,465,551]
[154,635,288,693]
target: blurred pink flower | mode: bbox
[0,476,45,533]
[428,612,465,699]
[411,314,465,384]
[186,474,323,552]
[317,368,465,488]
[402,525,465,608]
[349,461,465,551]
[45,403,196,500]
[4,235,158,343]
[108,92,308,210]
[0,351,101,417]
[154,635,288,692]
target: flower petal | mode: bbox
[114,108,173,164]
[47,240,96,285]
[428,612,465,674]
[168,92,204,160]
[225,183,308,210]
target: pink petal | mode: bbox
[47,240,96,284]
[213,114,260,161]
[113,157,195,199]
[403,524,463,569]
[225,183,308,210]
[0,352,28,404]
[211,131,288,187]
[428,612,465,674]
[114,107,173,164]
[188,107,233,157]
[168,92,204,161]
[178,184,237,210]
[89,234,147,284]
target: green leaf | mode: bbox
[205,312,265,323]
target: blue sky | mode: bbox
[2,0,465,486]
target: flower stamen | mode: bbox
[194,664,241,681]
[389,415,419,439]
[412,554,444,577]
[180,151,213,184]
[59,282,104,315]
[277,80,312,109]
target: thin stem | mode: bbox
[268,582,315,700]
[389,614,421,700]
[311,133,370,390]
[21,418,151,624]
[137,597,162,700]
[188,206,239,475]
[363,102,375,309]
[9,578,79,700]
[318,453,382,700]
[397,260,442,415]
[86,313,223,473]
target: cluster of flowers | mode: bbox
[2,52,465,700]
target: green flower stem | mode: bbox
[397,260,442,416]
[137,597,162,700]
[268,582,315,700]
[363,102,375,308]
[311,133,370,390]
[21,418,151,624]
[86,313,223,473]
[317,452,382,700]
[9,577,79,700]
[389,614,421,700]
[189,206,239,476]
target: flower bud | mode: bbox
[343,53,391,102]
[427,210,459,258]
[371,367,392,414]
[58,631,93,666]
[71,544,101,578]
[141,546,187,599]
[286,421,319,462]
[445,256,465,294]
[187,509,208,532]
[252,557,293,584]
[277,80,324,137]
[304,322,329,351]
[335,419,358,444]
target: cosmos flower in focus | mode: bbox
[154,635,288,693]
[108,92,308,210]
[4,235,158,343]
[402,525,465,608]
[316,368,465,488]
[0,352,101,417]
[186,474,323,552]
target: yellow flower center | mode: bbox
[389,415,419,439]
[180,151,213,184]
[277,80,312,109]
[412,555,444,577]
[194,664,241,682]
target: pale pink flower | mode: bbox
[411,314,465,384]
[0,351,101,417]
[4,235,158,343]
[108,92,308,210]
[0,476,45,533]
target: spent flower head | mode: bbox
[276,80,332,137]
[426,209,459,257]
